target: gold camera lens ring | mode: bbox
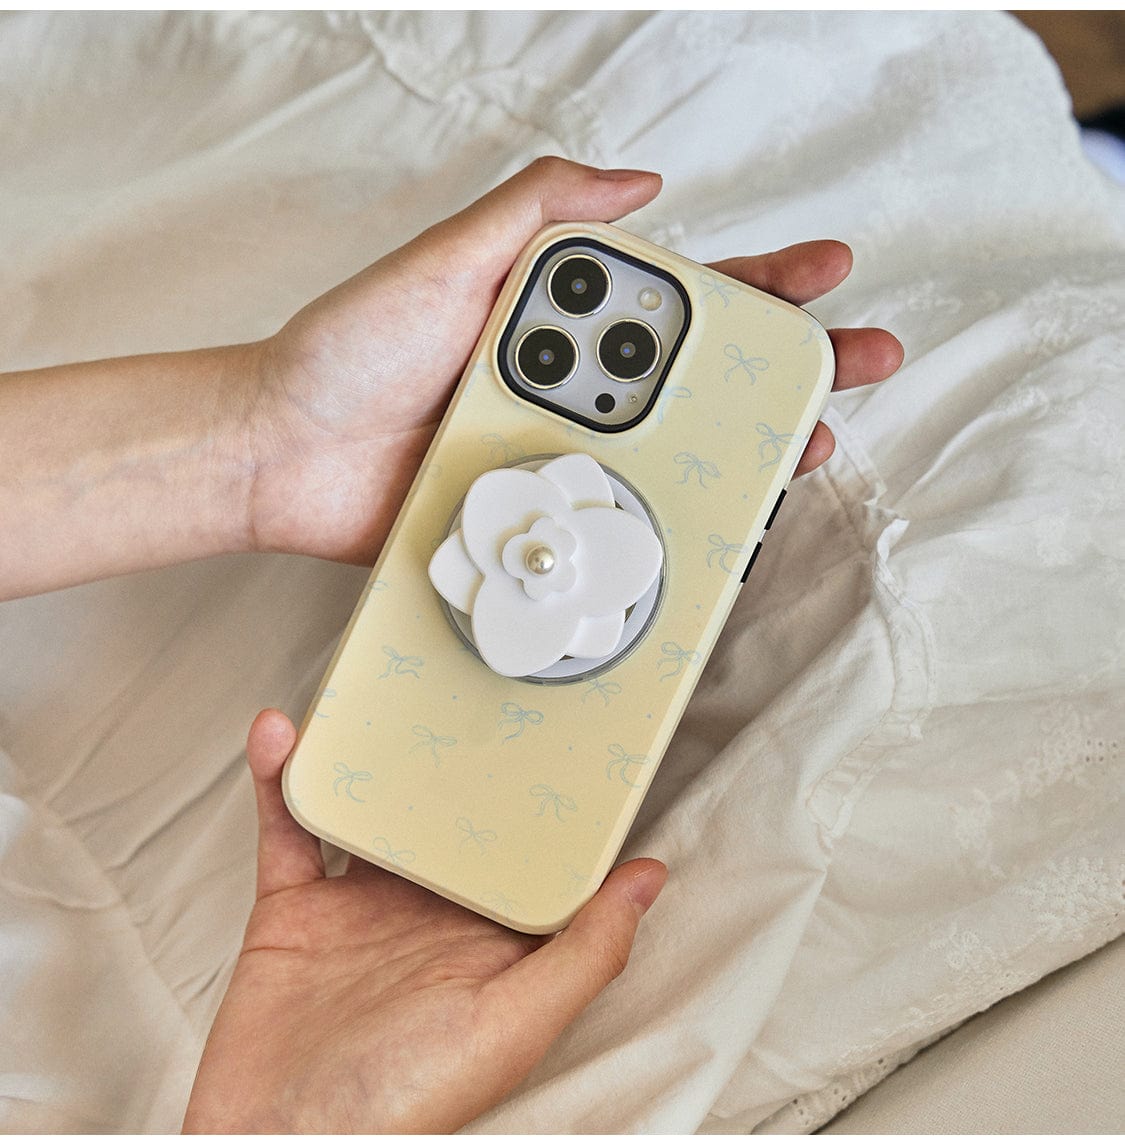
[546,254,612,318]
[596,318,661,383]
[513,325,580,389]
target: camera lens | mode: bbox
[514,326,578,388]
[596,319,660,382]
[547,255,610,317]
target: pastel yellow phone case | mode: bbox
[283,222,834,933]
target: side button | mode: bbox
[764,489,786,531]
[740,541,763,583]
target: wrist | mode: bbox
[208,339,271,558]
[124,339,266,565]
[0,342,265,598]
[240,331,441,566]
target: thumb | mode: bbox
[245,708,325,898]
[415,155,663,281]
[489,858,667,1042]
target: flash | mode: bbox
[638,287,662,311]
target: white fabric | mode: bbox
[821,934,1125,1134]
[0,11,1122,1134]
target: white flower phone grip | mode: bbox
[428,454,664,679]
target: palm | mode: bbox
[182,707,665,1134]
[196,863,541,1133]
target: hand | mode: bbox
[181,709,667,1134]
[245,156,903,564]
[0,156,902,600]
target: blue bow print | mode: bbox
[606,744,649,788]
[583,676,622,705]
[530,784,577,821]
[755,421,796,470]
[675,451,721,487]
[707,533,746,574]
[500,701,545,742]
[657,641,702,681]
[332,761,373,802]
[370,836,416,867]
[411,724,457,765]
[380,645,424,678]
[723,343,770,383]
[457,817,498,852]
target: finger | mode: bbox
[792,421,837,478]
[708,240,853,306]
[789,329,903,478]
[416,155,663,282]
[487,858,667,1043]
[708,248,905,384]
[245,708,325,898]
[828,326,905,391]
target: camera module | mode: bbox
[596,319,660,382]
[515,325,579,389]
[547,254,611,317]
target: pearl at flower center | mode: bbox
[525,544,556,576]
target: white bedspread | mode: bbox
[1,11,1122,1133]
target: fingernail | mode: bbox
[627,862,668,918]
[597,167,660,182]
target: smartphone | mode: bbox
[282,222,834,933]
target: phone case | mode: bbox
[282,221,834,933]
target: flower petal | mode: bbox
[461,468,570,578]
[536,453,615,509]
[566,611,626,658]
[470,577,578,677]
[567,507,664,616]
[428,530,482,614]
